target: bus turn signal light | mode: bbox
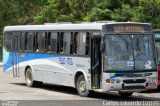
[106,79,110,83]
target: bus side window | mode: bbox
[63,32,71,54]
[37,32,47,52]
[78,32,86,55]
[25,32,34,52]
[13,32,21,51]
[73,32,89,55]
[50,32,58,53]
[4,32,12,50]
[20,32,26,51]
[70,32,74,54]
[86,32,90,55]
[56,32,61,53]
[60,32,64,53]
[33,32,38,52]
[73,32,78,54]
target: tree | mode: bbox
[137,0,160,28]
[35,0,72,23]
[0,0,47,55]
[111,4,135,22]
[111,0,160,28]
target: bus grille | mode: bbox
[123,86,145,90]
[123,79,146,83]
[124,74,142,77]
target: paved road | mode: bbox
[0,66,160,106]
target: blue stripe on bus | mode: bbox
[3,48,59,72]
[110,72,143,79]
[110,72,140,79]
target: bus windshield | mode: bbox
[104,34,156,71]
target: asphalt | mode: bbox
[1,61,160,106]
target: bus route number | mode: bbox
[59,57,73,65]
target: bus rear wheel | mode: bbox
[119,92,133,97]
[76,75,90,97]
[25,68,43,87]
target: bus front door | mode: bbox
[11,36,20,77]
[91,37,101,89]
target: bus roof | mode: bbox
[4,22,151,32]
[154,29,160,32]
[4,23,106,32]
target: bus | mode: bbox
[154,29,160,86]
[3,22,158,97]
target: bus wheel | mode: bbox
[25,68,41,87]
[119,92,133,97]
[77,75,90,97]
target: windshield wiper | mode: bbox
[135,35,143,52]
[135,38,140,52]
[118,35,129,50]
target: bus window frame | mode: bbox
[4,31,13,51]
[3,30,97,58]
[47,30,92,57]
[25,32,35,52]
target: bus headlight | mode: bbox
[106,79,110,83]
[116,79,120,83]
[152,77,156,82]
[148,77,156,82]
[148,77,152,82]
[111,79,115,83]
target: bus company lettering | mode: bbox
[76,64,85,68]
[59,57,73,65]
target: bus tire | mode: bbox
[119,92,133,97]
[76,75,90,97]
[25,68,40,87]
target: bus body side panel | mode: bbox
[18,52,36,80]
[3,48,91,89]
[34,54,91,88]
[3,47,36,79]
[3,48,13,76]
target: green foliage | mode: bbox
[0,0,47,51]
[34,0,72,23]
[111,4,134,22]
[138,0,160,28]
[111,0,160,28]
[27,0,160,29]
[86,1,112,21]
[34,0,94,23]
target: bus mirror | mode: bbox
[100,40,105,52]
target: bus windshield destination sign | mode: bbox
[104,24,152,33]
[114,26,143,32]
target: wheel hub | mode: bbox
[79,81,86,92]
[26,71,32,84]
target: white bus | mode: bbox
[3,22,158,97]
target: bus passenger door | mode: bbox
[11,35,20,77]
[91,37,101,89]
